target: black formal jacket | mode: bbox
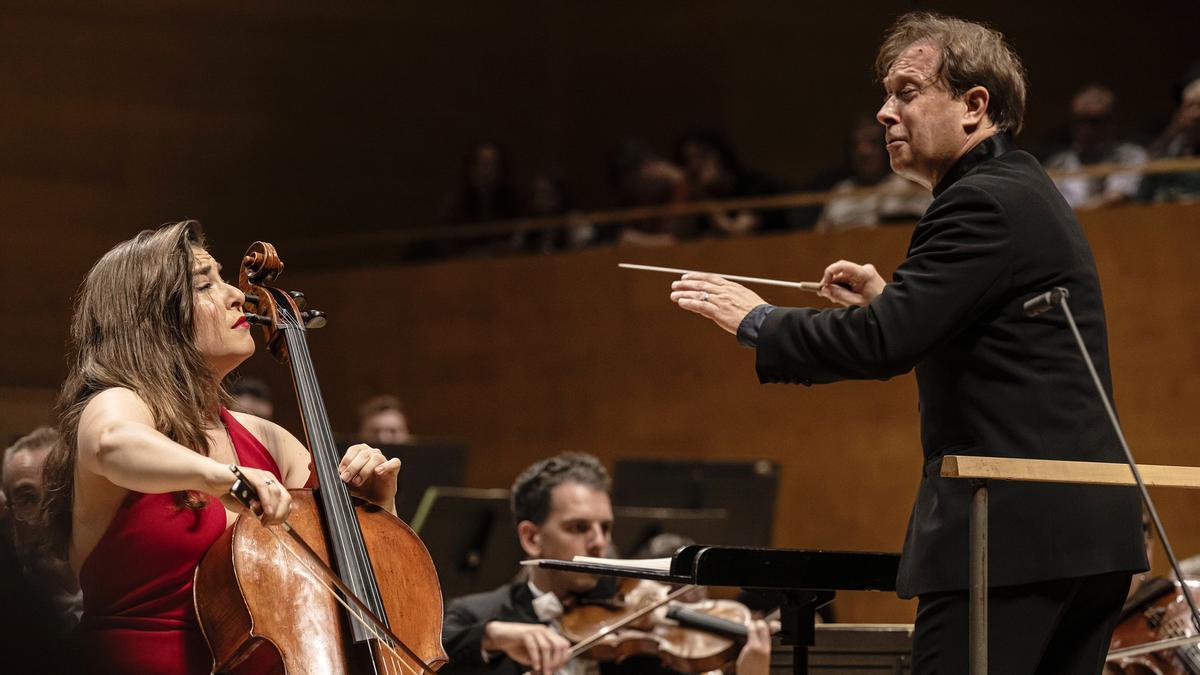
[442,579,676,675]
[442,581,537,675]
[753,134,1147,598]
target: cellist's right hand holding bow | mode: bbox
[483,621,571,674]
[212,462,293,525]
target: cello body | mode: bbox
[195,490,448,674]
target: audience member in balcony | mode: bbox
[358,394,412,445]
[675,130,803,236]
[436,141,523,257]
[1043,85,1148,209]
[514,173,596,253]
[608,139,697,247]
[815,116,931,233]
[226,375,274,421]
[1139,65,1200,203]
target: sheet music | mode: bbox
[573,556,671,571]
[520,556,672,573]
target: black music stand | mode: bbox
[410,486,525,602]
[610,505,729,557]
[613,458,779,546]
[526,544,900,675]
[337,439,467,521]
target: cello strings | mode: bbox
[287,316,386,617]
[247,280,408,672]
[283,311,374,613]
[284,317,360,595]
[279,306,399,669]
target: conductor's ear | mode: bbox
[961,85,992,132]
[517,520,542,558]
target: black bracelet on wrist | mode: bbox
[227,463,247,481]
[226,464,257,509]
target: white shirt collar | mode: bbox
[528,580,566,623]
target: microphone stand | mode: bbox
[1027,287,1200,632]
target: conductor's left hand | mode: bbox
[670,273,767,335]
[339,444,401,515]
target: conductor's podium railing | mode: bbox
[940,455,1200,675]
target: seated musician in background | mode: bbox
[39,220,402,674]
[225,374,275,420]
[441,452,770,675]
[358,394,413,444]
[1,427,80,671]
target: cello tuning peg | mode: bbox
[245,313,272,326]
[301,310,327,329]
[243,293,260,305]
[289,291,308,310]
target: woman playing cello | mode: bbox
[41,221,401,673]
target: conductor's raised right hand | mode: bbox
[210,462,293,525]
[820,260,886,307]
[483,621,571,674]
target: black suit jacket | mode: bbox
[753,134,1147,598]
[442,582,538,675]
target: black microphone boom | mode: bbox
[1022,287,1070,317]
[1029,288,1200,633]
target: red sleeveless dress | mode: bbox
[75,408,285,674]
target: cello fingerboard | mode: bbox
[277,298,391,646]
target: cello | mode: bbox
[194,241,449,674]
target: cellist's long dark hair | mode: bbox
[42,221,227,558]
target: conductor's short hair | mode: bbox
[510,452,611,526]
[876,12,1028,135]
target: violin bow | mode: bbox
[1107,633,1200,661]
[563,584,700,659]
[227,467,440,675]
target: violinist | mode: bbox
[441,452,771,675]
[39,221,403,674]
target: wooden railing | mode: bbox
[290,156,1200,262]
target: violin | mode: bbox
[557,578,753,673]
[1107,575,1200,674]
[193,242,449,674]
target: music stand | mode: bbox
[410,486,525,602]
[613,458,779,546]
[337,439,467,521]
[610,505,729,557]
[526,545,900,675]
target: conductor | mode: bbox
[669,12,1146,674]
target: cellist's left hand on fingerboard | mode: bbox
[338,444,401,515]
